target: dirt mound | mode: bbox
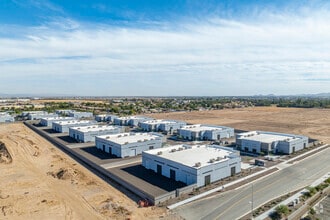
[48,168,84,182]
[0,142,12,164]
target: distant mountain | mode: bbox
[298,93,330,98]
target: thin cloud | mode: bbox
[1,7,330,95]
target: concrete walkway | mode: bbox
[101,157,142,169]
[168,144,328,210]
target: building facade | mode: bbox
[69,125,123,142]
[25,111,57,120]
[139,119,187,133]
[69,111,93,119]
[142,145,241,187]
[95,132,164,158]
[40,117,75,127]
[95,114,118,122]
[236,131,308,154]
[178,124,235,141]
[52,120,96,133]
[0,112,14,123]
[114,116,153,126]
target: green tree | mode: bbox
[275,204,289,218]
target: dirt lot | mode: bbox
[147,106,330,143]
[0,123,166,220]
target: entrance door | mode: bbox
[292,147,295,153]
[231,167,236,176]
[157,164,162,175]
[204,175,211,186]
[109,147,112,155]
[170,169,176,180]
[129,149,136,157]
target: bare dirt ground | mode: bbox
[0,123,166,220]
[147,106,330,143]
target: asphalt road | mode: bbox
[174,148,330,220]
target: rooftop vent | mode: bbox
[195,162,201,167]
[216,157,222,161]
[178,147,184,151]
[157,151,163,155]
[209,158,216,163]
[171,149,177,153]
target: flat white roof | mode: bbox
[142,119,182,125]
[117,116,151,120]
[41,117,74,120]
[180,124,227,132]
[145,145,238,168]
[54,120,92,125]
[97,132,162,145]
[239,131,301,143]
[71,125,119,133]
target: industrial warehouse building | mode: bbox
[55,109,74,116]
[142,145,241,187]
[25,111,57,120]
[114,116,153,126]
[69,111,93,119]
[178,124,235,141]
[95,114,118,122]
[236,131,309,154]
[40,117,75,127]
[52,120,96,133]
[139,119,187,134]
[69,125,124,142]
[0,112,14,123]
[96,132,164,158]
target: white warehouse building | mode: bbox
[69,111,93,119]
[52,120,96,133]
[142,145,241,187]
[139,119,187,134]
[236,131,309,154]
[0,112,14,123]
[69,125,124,143]
[40,117,75,127]
[26,111,57,120]
[96,132,164,158]
[178,124,234,141]
[114,116,153,126]
[95,114,118,122]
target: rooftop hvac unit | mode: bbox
[209,158,215,163]
[138,140,142,142]
[178,147,184,151]
[124,142,129,144]
[118,135,122,137]
[106,136,110,139]
[171,149,177,153]
[216,157,222,161]
[195,162,201,167]
[157,151,163,155]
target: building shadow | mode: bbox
[80,146,118,160]
[121,165,186,192]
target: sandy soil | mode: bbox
[0,123,166,220]
[147,106,330,143]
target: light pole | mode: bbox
[251,183,254,220]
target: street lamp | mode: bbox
[249,183,254,220]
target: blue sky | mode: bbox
[0,0,330,96]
